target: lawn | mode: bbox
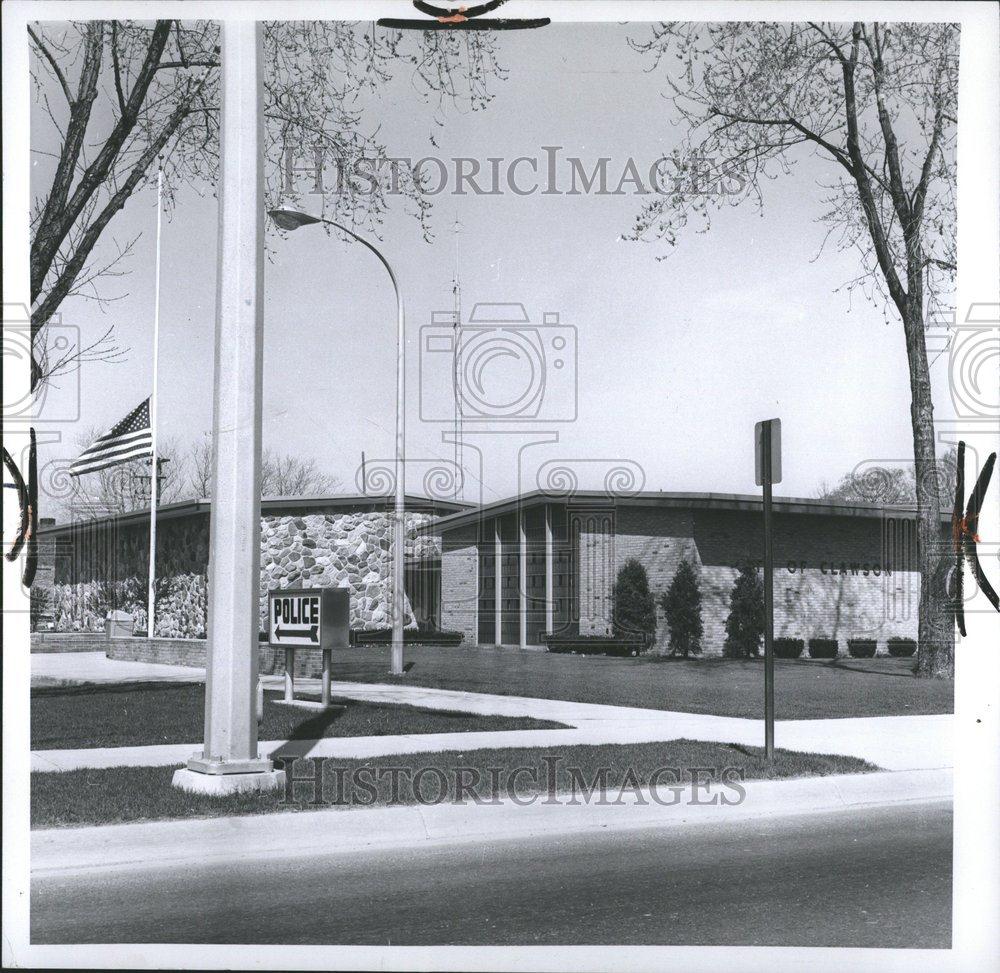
[31,739,878,828]
[30,682,566,751]
[317,645,954,720]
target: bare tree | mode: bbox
[29,19,507,389]
[187,433,214,500]
[63,430,187,516]
[186,434,341,498]
[260,449,342,497]
[630,22,958,677]
[817,447,958,506]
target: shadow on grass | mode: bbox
[30,679,204,698]
[822,658,924,680]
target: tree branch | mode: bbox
[31,21,104,305]
[27,25,73,105]
[32,73,206,341]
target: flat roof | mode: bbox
[423,489,948,534]
[38,493,473,538]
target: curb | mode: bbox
[31,767,951,877]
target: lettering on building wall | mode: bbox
[784,560,892,577]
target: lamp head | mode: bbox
[268,207,322,231]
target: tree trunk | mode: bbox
[901,300,954,677]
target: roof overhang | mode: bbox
[421,490,949,534]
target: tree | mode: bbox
[186,434,341,498]
[29,19,506,389]
[630,23,957,677]
[62,430,187,517]
[612,558,657,644]
[724,561,764,659]
[661,559,703,657]
[816,446,958,505]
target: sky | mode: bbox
[30,21,958,515]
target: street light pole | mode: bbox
[268,208,406,676]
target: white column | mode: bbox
[545,504,554,635]
[494,518,502,645]
[173,21,282,794]
[519,507,528,649]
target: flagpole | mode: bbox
[147,165,163,639]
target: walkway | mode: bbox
[30,653,952,774]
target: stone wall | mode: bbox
[48,506,441,638]
[257,509,438,632]
[50,515,209,637]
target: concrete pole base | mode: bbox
[172,766,286,796]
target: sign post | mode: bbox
[755,418,781,762]
[268,588,349,708]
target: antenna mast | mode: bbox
[452,217,463,501]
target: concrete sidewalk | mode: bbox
[30,702,952,774]
[31,651,203,685]
[31,767,953,878]
[30,652,954,773]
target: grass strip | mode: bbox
[32,739,878,829]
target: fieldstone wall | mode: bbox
[47,506,440,637]
[50,516,209,637]
[258,509,439,631]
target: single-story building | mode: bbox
[37,489,945,655]
[433,491,941,655]
[38,494,470,637]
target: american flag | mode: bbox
[69,398,153,477]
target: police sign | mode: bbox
[268,587,350,708]
[267,587,349,649]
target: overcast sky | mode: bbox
[31,21,958,512]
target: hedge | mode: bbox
[773,637,804,659]
[351,628,465,646]
[808,638,839,660]
[543,633,650,657]
[887,637,917,657]
[848,639,877,658]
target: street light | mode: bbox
[268,206,407,677]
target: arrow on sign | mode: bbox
[274,624,319,643]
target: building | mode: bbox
[39,494,469,637]
[434,491,940,655]
[38,489,944,656]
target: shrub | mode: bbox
[30,587,52,632]
[543,634,648,657]
[612,559,657,643]
[724,561,764,658]
[848,639,877,658]
[808,638,839,659]
[887,637,917,657]
[774,637,804,659]
[661,560,703,657]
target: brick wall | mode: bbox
[603,504,921,656]
[573,509,617,636]
[103,637,449,679]
[614,506,699,653]
[440,523,479,643]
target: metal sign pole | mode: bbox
[762,422,775,762]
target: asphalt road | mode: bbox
[32,800,951,947]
